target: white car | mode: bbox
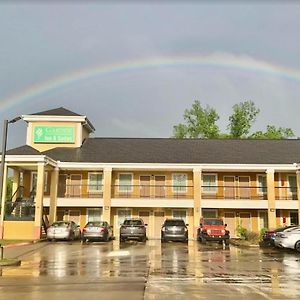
[47,221,81,241]
[274,226,300,252]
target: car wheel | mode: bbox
[119,235,124,242]
[225,239,230,246]
[200,237,206,244]
[295,240,300,252]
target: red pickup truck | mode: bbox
[197,217,230,245]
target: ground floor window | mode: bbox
[202,209,218,218]
[172,209,187,223]
[290,211,299,225]
[117,209,132,226]
[87,208,102,222]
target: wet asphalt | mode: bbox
[1,240,300,300]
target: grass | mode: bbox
[0,258,21,266]
[0,239,32,246]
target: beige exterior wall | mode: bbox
[3,221,35,240]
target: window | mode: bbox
[173,209,187,223]
[290,211,299,225]
[202,209,218,218]
[119,174,133,192]
[172,174,187,192]
[31,171,48,193]
[287,175,297,194]
[88,173,103,192]
[87,208,102,222]
[117,209,132,226]
[257,175,267,194]
[202,174,217,192]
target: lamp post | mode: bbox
[0,117,21,209]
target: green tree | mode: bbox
[173,100,220,138]
[228,100,260,138]
[6,176,13,201]
[250,125,294,139]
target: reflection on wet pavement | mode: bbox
[1,240,300,299]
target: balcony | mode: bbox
[201,185,268,200]
[57,184,103,198]
[275,187,298,200]
[111,185,194,199]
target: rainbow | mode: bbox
[1,53,300,113]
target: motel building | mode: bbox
[0,107,300,240]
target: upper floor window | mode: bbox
[119,174,133,192]
[88,173,103,192]
[287,175,297,194]
[257,175,267,194]
[202,174,217,192]
[172,174,187,193]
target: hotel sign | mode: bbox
[33,126,75,143]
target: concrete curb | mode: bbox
[0,259,21,267]
[2,239,47,249]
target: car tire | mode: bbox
[295,240,300,252]
[161,237,165,243]
[119,235,125,242]
[200,236,206,244]
[225,239,230,246]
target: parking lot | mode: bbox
[1,240,300,300]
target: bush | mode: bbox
[236,224,248,239]
[259,227,267,241]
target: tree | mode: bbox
[228,100,260,138]
[250,125,294,139]
[6,176,13,201]
[173,100,220,138]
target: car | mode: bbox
[274,226,300,252]
[262,225,298,246]
[161,219,188,243]
[119,218,147,242]
[81,221,113,243]
[197,217,230,245]
[47,221,81,241]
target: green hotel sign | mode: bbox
[33,126,75,143]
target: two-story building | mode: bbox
[0,107,299,240]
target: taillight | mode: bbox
[121,225,127,229]
[100,228,108,233]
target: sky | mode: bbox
[1,1,300,148]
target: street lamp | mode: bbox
[0,117,22,209]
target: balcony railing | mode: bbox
[111,185,194,199]
[275,187,298,200]
[58,184,103,198]
[201,185,268,200]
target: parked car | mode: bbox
[120,218,147,242]
[47,221,81,241]
[161,219,188,243]
[197,217,230,245]
[274,226,300,252]
[262,225,298,246]
[82,221,113,243]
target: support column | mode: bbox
[266,169,276,229]
[33,162,45,239]
[102,168,112,223]
[12,169,20,201]
[49,167,59,224]
[0,163,8,238]
[193,168,202,239]
[296,171,300,225]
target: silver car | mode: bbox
[82,221,113,243]
[47,221,81,241]
[274,226,300,252]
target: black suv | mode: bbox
[119,218,147,242]
[161,219,188,242]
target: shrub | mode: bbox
[259,227,267,241]
[236,224,247,239]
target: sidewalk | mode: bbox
[2,240,47,259]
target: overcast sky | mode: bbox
[1,1,300,148]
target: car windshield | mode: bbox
[164,220,185,226]
[203,219,223,225]
[124,219,143,226]
[52,222,69,227]
[86,221,106,227]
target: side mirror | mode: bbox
[110,225,113,228]
[200,223,202,227]
[77,225,80,228]
[186,224,189,226]
[225,224,227,227]
[145,224,148,226]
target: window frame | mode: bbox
[172,173,187,193]
[118,173,133,193]
[87,172,103,193]
[256,174,267,195]
[30,171,48,193]
[202,173,217,193]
